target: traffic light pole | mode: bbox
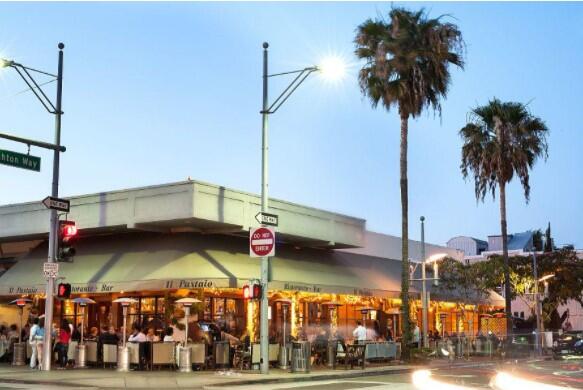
[42,43,64,372]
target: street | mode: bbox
[207,360,583,389]
[0,359,580,389]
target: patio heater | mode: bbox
[71,297,96,368]
[322,301,342,338]
[274,298,291,369]
[322,301,342,368]
[360,307,374,326]
[112,297,138,372]
[9,298,31,366]
[175,297,201,373]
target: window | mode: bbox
[122,296,165,331]
[202,297,245,334]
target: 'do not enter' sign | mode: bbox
[250,227,275,257]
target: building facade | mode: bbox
[0,180,504,341]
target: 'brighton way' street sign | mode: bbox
[42,196,70,212]
[0,149,41,172]
[255,212,278,227]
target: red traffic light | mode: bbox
[60,221,77,239]
[243,283,262,299]
[57,283,71,299]
[253,284,262,299]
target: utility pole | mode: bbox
[259,41,270,375]
[42,43,64,371]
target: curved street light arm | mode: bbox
[262,67,318,115]
[4,61,58,114]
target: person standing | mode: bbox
[28,318,39,369]
[34,320,45,370]
[56,320,71,369]
[412,322,421,348]
[352,321,367,344]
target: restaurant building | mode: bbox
[0,180,505,341]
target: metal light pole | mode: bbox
[1,43,66,372]
[42,42,65,372]
[420,217,428,349]
[260,42,270,375]
[531,248,543,355]
[258,42,325,374]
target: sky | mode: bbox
[0,2,581,248]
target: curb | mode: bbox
[0,377,98,388]
[202,367,415,389]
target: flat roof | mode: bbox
[0,180,365,250]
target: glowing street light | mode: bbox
[318,56,346,81]
[0,58,14,68]
[258,42,343,375]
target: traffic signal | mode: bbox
[242,282,262,299]
[57,283,71,299]
[58,220,77,262]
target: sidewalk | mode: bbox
[0,359,500,389]
[0,363,413,389]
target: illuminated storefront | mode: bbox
[0,180,504,339]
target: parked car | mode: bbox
[553,332,583,359]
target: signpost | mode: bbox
[250,227,275,258]
[43,262,59,279]
[0,149,40,172]
[255,212,278,227]
[42,196,70,212]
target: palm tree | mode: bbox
[355,8,464,355]
[460,98,549,334]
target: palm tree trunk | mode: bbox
[399,113,410,358]
[499,181,513,338]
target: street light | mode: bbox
[530,246,546,355]
[2,43,65,372]
[418,217,447,348]
[258,42,344,374]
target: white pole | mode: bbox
[80,305,84,344]
[421,216,428,348]
[282,305,286,346]
[122,306,127,348]
[184,306,190,348]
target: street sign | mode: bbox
[250,227,276,258]
[0,149,41,172]
[255,212,278,227]
[42,196,70,212]
[43,262,59,278]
